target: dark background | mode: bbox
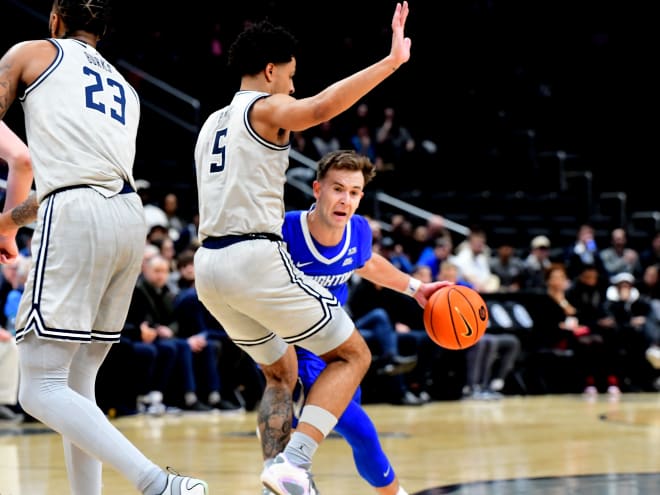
[2,0,656,215]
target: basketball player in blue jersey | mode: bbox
[193,3,420,494]
[0,1,207,494]
[268,150,450,495]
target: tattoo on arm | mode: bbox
[10,192,38,227]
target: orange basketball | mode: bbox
[423,285,488,350]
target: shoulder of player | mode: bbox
[281,209,305,243]
[4,39,55,62]
[351,214,371,232]
[283,209,304,225]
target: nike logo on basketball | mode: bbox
[455,306,474,337]
[296,261,314,268]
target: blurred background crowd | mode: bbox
[0,0,657,419]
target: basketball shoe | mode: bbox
[260,453,318,495]
[160,471,208,494]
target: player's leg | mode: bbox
[258,345,299,458]
[64,340,112,494]
[334,400,408,495]
[464,335,490,395]
[17,333,167,494]
[490,333,522,391]
[293,328,370,439]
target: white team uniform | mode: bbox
[14,38,146,343]
[193,91,354,365]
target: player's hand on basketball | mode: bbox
[389,1,411,69]
[414,280,454,308]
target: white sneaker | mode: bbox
[138,391,166,416]
[260,453,318,495]
[583,385,598,399]
[490,378,505,392]
[646,346,660,369]
[607,385,621,396]
[160,472,208,494]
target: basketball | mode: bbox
[423,285,488,350]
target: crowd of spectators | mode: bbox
[1,172,658,421]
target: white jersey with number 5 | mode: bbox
[194,90,290,242]
[19,38,140,202]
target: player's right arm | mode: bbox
[357,252,452,307]
[0,122,36,263]
[254,1,411,133]
[0,40,56,119]
[0,121,33,211]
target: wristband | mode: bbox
[404,277,422,297]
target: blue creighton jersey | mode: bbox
[282,209,373,306]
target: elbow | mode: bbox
[10,151,32,175]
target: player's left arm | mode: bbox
[356,252,451,307]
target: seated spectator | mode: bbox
[161,192,186,240]
[378,236,414,274]
[173,287,252,412]
[170,248,197,292]
[452,227,501,293]
[438,260,521,399]
[462,332,521,401]
[379,263,452,401]
[639,231,660,270]
[374,106,416,168]
[350,124,377,161]
[415,235,453,280]
[124,254,214,411]
[599,227,643,280]
[540,263,620,397]
[638,263,660,301]
[523,235,553,293]
[291,130,318,158]
[348,278,426,405]
[311,120,341,159]
[489,243,526,293]
[604,272,660,391]
[564,223,607,280]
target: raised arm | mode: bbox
[255,2,412,132]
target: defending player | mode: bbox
[193,4,419,494]
[0,1,206,493]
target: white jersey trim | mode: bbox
[20,39,64,101]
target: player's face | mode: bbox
[314,168,364,229]
[272,59,296,95]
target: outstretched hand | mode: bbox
[390,1,412,69]
[413,280,454,308]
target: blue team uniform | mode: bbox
[282,208,397,488]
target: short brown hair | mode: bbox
[316,150,376,185]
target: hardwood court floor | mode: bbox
[0,393,658,494]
